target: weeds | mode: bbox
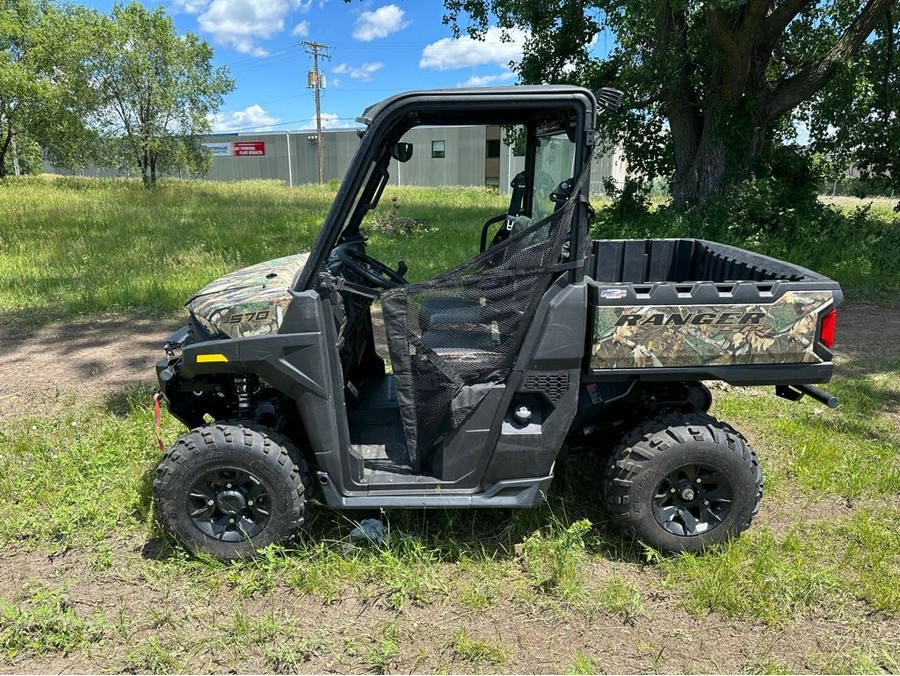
[518,519,592,598]
[125,636,179,674]
[661,526,843,624]
[361,622,402,674]
[447,629,507,668]
[0,585,104,659]
[594,573,645,622]
[565,649,599,675]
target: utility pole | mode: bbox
[302,40,329,184]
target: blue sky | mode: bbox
[83,0,558,133]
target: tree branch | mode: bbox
[768,0,893,119]
[765,0,810,38]
[705,7,740,62]
[629,93,664,110]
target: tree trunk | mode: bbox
[150,153,157,185]
[672,101,775,208]
[671,137,728,208]
[140,147,151,188]
[664,0,892,209]
[0,128,11,179]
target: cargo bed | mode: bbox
[586,239,842,385]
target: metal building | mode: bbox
[200,125,627,194]
[43,124,627,194]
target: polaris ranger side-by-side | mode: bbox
[154,86,842,560]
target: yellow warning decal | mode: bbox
[197,353,229,363]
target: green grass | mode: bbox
[447,629,508,668]
[0,175,505,323]
[0,585,105,660]
[1,177,899,671]
[3,177,896,325]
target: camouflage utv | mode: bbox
[153,86,842,561]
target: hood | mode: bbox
[186,253,310,338]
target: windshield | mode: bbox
[531,131,576,220]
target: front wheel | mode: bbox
[604,413,762,554]
[154,422,312,561]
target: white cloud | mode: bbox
[332,62,384,82]
[211,104,279,132]
[176,0,303,56]
[172,0,209,13]
[460,71,516,87]
[420,26,528,71]
[352,4,410,42]
[291,20,309,37]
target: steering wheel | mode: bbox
[334,246,408,289]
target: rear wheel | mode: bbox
[154,422,312,561]
[604,412,762,553]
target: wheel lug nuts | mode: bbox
[670,488,676,493]
[207,499,214,506]
[704,500,709,505]
[229,518,235,524]
[678,509,684,515]
[226,483,232,489]
[247,500,254,506]
[696,478,702,483]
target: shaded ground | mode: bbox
[0,315,182,417]
[1,303,892,413]
[0,304,898,674]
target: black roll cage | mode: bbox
[295,86,599,292]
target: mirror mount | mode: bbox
[391,142,413,163]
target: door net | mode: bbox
[381,177,584,468]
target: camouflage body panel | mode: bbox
[186,253,309,338]
[591,291,833,369]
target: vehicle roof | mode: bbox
[356,85,597,125]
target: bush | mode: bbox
[591,146,900,299]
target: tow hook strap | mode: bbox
[152,392,166,452]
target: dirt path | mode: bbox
[0,537,897,675]
[828,302,900,365]
[0,315,183,417]
[1,303,895,418]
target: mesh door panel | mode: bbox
[381,191,580,468]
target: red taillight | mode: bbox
[820,309,837,348]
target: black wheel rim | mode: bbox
[652,463,733,537]
[187,467,271,543]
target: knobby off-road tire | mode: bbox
[604,412,762,554]
[154,422,312,561]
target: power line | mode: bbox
[210,117,361,135]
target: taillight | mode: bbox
[820,309,837,348]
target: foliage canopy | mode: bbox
[443,0,896,207]
[88,2,234,186]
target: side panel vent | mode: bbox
[523,373,570,403]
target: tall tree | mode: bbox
[443,0,894,207]
[803,4,900,198]
[89,2,233,186]
[0,0,96,178]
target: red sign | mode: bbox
[231,141,266,157]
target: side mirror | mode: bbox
[595,87,625,112]
[391,142,413,162]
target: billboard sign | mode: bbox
[203,141,266,157]
[232,141,266,156]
